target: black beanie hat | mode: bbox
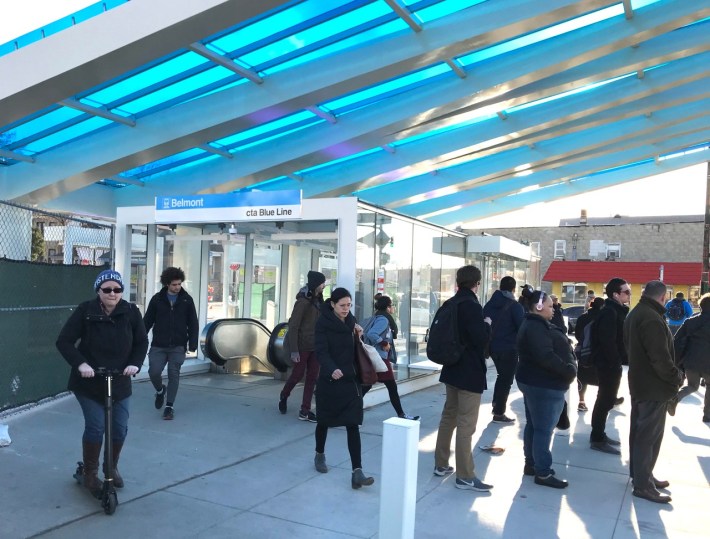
[307,271,326,291]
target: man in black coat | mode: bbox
[433,265,493,492]
[589,277,630,454]
[483,276,525,423]
[144,267,199,420]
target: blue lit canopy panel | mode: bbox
[0,0,708,226]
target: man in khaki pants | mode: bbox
[433,265,493,491]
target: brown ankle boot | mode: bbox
[82,441,103,497]
[104,440,124,488]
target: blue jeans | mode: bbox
[75,392,130,444]
[518,382,566,477]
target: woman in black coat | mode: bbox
[516,288,577,489]
[313,287,374,489]
[56,270,148,496]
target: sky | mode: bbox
[2,2,707,229]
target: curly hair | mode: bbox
[160,267,186,287]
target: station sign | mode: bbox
[154,190,302,223]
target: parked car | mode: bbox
[562,305,585,335]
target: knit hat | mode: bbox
[307,271,326,291]
[94,269,124,291]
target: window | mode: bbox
[529,241,541,257]
[606,243,621,260]
[554,240,566,259]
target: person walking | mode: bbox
[433,265,493,492]
[144,267,199,421]
[516,288,577,489]
[624,280,682,504]
[312,287,375,489]
[673,292,710,423]
[483,276,525,424]
[665,292,694,336]
[362,295,419,420]
[279,270,326,422]
[56,269,148,495]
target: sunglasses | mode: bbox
[99,287,123,294]
[619,289,631,295]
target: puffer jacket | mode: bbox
[516,313,577,390]
[674,311,710,373]
[314,303,362,427]
[56,298,148,402]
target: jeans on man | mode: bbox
[518,382,566,477]
[629,399,666,489]
[280,351,320,412]
[491,349,518,415]
[591,366,622,442]
[149,346,186,404]
[75,392,130,444]
[434,384,481,480]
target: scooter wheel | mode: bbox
[103,492,118,515]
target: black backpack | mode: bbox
[667,299,685,322]
[426,296,471,366]
[578,320,595,367]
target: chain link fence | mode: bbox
[0,200,114,413]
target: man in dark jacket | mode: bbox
[144,267,199,420]
[624,280,682,504]
[550,294,567,332]
[433,265,493,492]
[589,277,630,454]
[483,276,525,423]
[673,292,710,422]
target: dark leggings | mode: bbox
[361,379,404,416]
[315,423,362,470]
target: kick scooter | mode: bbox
[73,367,123,515]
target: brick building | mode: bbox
[465,213,705,306]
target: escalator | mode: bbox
[200,318,292,375]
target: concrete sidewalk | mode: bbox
[1,367,709,538]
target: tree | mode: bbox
[31,226,45,262]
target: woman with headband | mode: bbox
[516,287,577,489]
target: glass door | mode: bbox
[250,240,282,328]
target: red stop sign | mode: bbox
[229,263,240,271]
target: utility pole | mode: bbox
[703,162,710,294]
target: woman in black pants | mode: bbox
[313,287,375,489]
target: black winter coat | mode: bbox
[483,290,525,353]
[591,298,629,370]
[516,313,577,390]
[314,304,363,427]
[551,304,567,332]
[439,288,490,393]
[674,311,710,373]
[56,298,148,402]
[143,287,199,351]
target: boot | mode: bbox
[351,468,374,489]
[314,452,328,473]
[104,440,124,488]
[82,440,103,497]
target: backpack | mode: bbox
[578,320,595,367]
[667,299,685,322]
[426,296,472,366]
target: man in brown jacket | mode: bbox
[623,280,682,504]
[279,271,326,422]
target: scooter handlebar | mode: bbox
[93,367,126,376]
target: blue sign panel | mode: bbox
[154,190,302,223]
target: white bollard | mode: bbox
[379,417,420,539]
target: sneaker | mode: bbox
[434,466,454,476]
[298,410,317,422]
[492,414,515,424]
[577,402,588,412]
[154,385,166,409]
[614,397,624,406]
[398,413,420,421]
[455,477,493,492]
[535,474,568,489]
[162,406,174,420]
[278,396,287,415]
